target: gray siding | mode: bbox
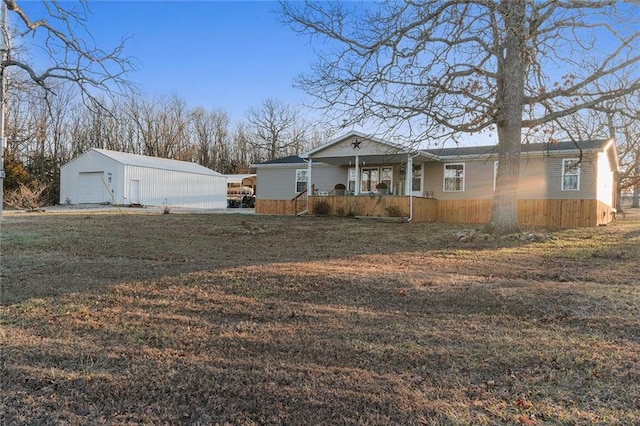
[539,154,597,200]
[423,152,599,200]
[311,166,349,194]
[256,164,345,200]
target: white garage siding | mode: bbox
[60,149,227,209]
[123,165,227,209]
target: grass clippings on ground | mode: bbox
[1,208,639,425]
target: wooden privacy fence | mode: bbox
[255,196,615,228]
[255,190,307,215]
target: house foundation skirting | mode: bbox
[256,196,615,228]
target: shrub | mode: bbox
[386,205,406,217]
[4,182,49,212]
[313,199,331,215]
[162,199,172,214]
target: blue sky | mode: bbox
[19,1,317,123]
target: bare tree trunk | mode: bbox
[487,0,526,235]
[633,155,639,208]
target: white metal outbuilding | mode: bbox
[60,148,227,209]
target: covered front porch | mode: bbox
[302,132,438,198]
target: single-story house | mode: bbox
[252,131,619,228]
[60,148,227,209]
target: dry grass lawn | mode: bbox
[1,206,639,425]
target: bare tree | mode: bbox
[3,0,134,102]
[1,0,134,213]
[230,122,258,173]
[545,82,640,213]
[190,107,232,172]
[598,98,640,210]
[127,95,190,159]
[67,94,132,157]
[245,98,305,161]
[616,115,640,209]
[281,1,640,234]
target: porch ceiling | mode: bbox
[309,152,437,166]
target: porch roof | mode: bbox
[301,130,439,166]
[307,152,436,166]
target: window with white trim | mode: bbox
[381,167,393,192]
[562,159,580,191]
[348,167,356,193]
[295,169,308,193]
[493,161,498,191]
[443,163,465,191]
[412,164,422,192]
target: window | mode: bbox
[562,159,580,191]
[444,163,465,191]
[361,167,379,192]
[493,161,498,191]
[295,169,307,193]
[348,167,356,193]
[412,164,422,192]
[381,167,393,192]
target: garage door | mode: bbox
[78,172,105,203]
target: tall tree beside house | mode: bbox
[280,0,640,234]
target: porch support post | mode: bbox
[405,155,413,196]
[354,155,360,194]
[307,158,313,195]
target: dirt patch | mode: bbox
[1,208,639,424]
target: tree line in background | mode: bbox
[3,69,640,209]
[3,75,332,205]
[2,1,640,229]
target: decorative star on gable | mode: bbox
[351,139,361,150]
